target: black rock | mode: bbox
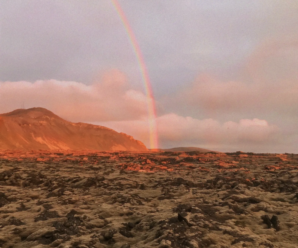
[177,213,191,226]
[16,202,28,211]
[35,209,60,222]
[139,183,146,190]
[7,216,24,226]
[119,227,134,238]
[101,229,117,241]
[173,204,192,213]
[0,192,9,207]
[261,215,272,228]
[270,215,280,231]
[39,231,56,245]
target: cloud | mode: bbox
[101,114,279,152]
[247,36,298,83]
[2,0,298,89]
[178,67,298,119]
[0,0,135,83]
[0,70,150,122]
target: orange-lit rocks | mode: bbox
[217,161,238,168]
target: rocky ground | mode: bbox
[0,150,298,248]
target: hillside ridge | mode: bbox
[0,107,147,151]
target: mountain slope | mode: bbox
[0,108,147,151]
[164,147,215,152]
[150,147,216,153]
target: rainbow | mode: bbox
[110,0,158,149]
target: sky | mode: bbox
[1,0,298,152]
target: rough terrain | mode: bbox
[0,150,297,248]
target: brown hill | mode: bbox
[150,147,216,153]
[164,147,216,152]
[0,107,147,151]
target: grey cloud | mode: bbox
[0,0,135,83]
[2,0,298,90]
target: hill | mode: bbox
[150,147,216,153]
[0,107,147,151]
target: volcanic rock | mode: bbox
[0,150,298,247]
